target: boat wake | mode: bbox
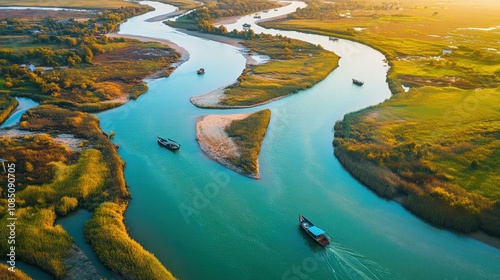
[321,241,397,280]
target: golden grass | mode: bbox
[0,94,19,125]
[0,207,73,278]
[225,109,271,176]
[84,202,177,280]
[0,264,32,280]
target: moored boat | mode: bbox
[242,23,251,29]
[352,78,364,86]
[157,136,180,150]
[197,68,205,74]
[329,36,339,41]
[299,214,330,246]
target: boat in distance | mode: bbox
[299,214,330,246]
[352,78,364,86]
[157,136,180,150]
[197,68,205,74]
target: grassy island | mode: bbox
[225,109,271,176]
[167,1,339,108]
[219,38,338,107]
[0,263,31,280]
[264,0,500,237]
[196,109,271,179]
[0,4,180,279]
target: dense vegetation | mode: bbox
[334,87,500,235]
[0,105,176,277]
[166,0,278,39]
[0,6,179,114]
[0,263,32,280]
[225,109,271,176]
[0,4,181,278]
[0,95,18,124]
[264,0,500,236]
[84,202,177,280]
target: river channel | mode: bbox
[4,1,499,279]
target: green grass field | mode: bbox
[218,37,339,107]
[266,0,500,236]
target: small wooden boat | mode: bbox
[352,78,364,86]
[157,136,180,150]
[329,36,339,41]
[299,214,330,246]
[242,23,251,29]
[197,68,205,75]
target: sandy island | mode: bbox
[106,32,190,65]
[196,113,260,179]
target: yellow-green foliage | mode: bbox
[0,264,32,280]
[0,134,77,189]
[265,0,500,236]
[0,105,175,278]
[20,106,128,201]
[0,207,73,278]
[262,0,500,90]
[18,149,107,209]
[0,94,19,125]
[334,86,500,235]
[225,109,271,175]
[56,196,79,216]
[84,202,177,280]
[219,37,339,107]
[1,15,179,112]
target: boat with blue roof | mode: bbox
[299,214,330,246]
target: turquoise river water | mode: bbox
[3,1,499,279]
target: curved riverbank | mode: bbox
[106,32,190,64]
[96,1,500,280]
[196,109,271,179]
[196,113,256,178]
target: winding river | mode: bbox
[5,1,499,279]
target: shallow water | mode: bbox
[0,98,38,129]
[9,1,500,279]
